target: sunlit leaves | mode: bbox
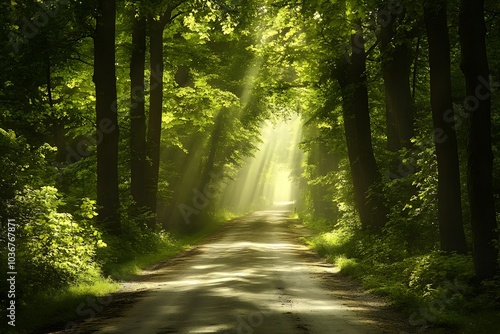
[12,186,104,292]
[183,12,211,42]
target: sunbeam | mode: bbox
[220,115,303,213]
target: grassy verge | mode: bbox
[12,211,235,334]
[300,218,500,333]
[15,277,119,334]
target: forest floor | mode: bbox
[41,208,452,334]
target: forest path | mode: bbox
[56,209,423,334]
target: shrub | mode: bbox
[9,186,105,298]
[407,251,474,295]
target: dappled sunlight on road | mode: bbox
[78,210,392,334]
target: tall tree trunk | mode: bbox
[350,27,387,230]
[424,0,467,254]
[334,25,387,231]
[379,10,414,151]
[334,58,368,228]
[94,0,120,233]
[144,5,179,226]
[130,13,147,211]
[459,0,499,281]
[145,19,164,222]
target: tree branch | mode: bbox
[160,1,187,27]
[365,39,380,57]
[485,12,498,23]
[69,56,93,67]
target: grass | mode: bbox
[13,277,119,334]
[12,211,235,334]
[105,239,188,281]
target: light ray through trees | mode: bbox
[221,115,303,213]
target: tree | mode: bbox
[334,22,387,231]
[93,0,120,233]
[378,6,414,151]
[130,8,148,211]
[459,0,499,281]
[145,3,184,222]
[423,0,467,254]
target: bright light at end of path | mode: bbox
[220,116,303,213]
[273,169,293,203]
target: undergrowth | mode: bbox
[302,217,500,332]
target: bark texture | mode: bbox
[459,0,499,281]
[424,0,467,254]
[94,0,120,233]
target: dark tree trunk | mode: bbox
[459,0,499,281]
[94,0,120,233]
[144,5,180,225]
[424,0,467,254]
[334,25,387,231]
[412,36,421,102]
[145,19,164,221]
[335,57,367,228]
[350,27,387,230]
[379,10,414,151]
[130,13,147,211]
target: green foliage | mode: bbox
[12,186,104,295]
[0,129,57,217]
[304,215,498,329]
[101,227,179,279]
[333,256,367,277]
[407,252,474,295]
[306,227,356,257]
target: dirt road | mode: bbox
[57,210,418,334]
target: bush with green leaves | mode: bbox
[10,186,105,298]
[382,139,441,254]
[0,129,57,219]
[406,251,474,296]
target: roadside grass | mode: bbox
[301,218,500,333]
[14,210,235,334]
[14,277,119,334]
